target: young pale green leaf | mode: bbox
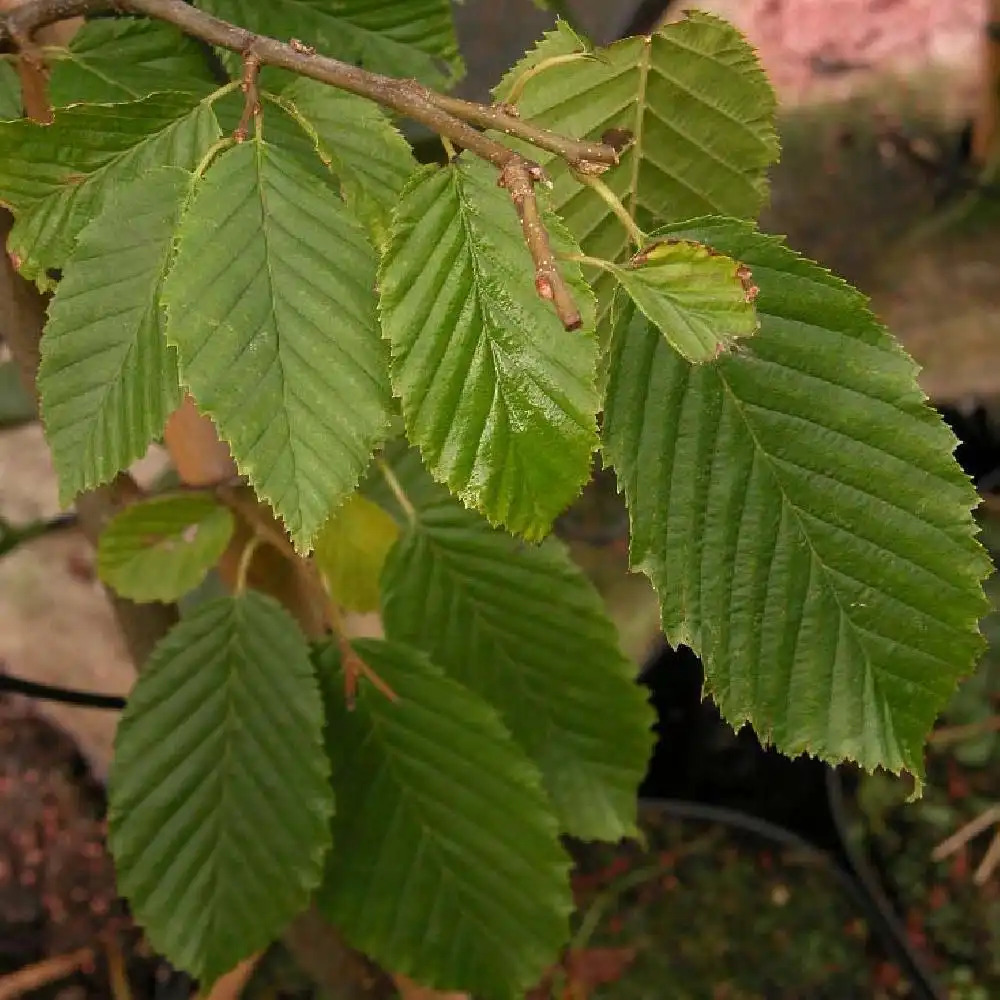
[314,492,400,613]
[379,156,599,540]
[108,592,332,985]
[162,139,392,552]
[314,638,571,999]
[0,63,20,120]
[38,168,188,502]
[48,19,216,106]
[97,493,235,603]
[0,93,220,285]
[195,0,463,89]
[607,239,760,363]
[381,496,654,841]
[269,80,416,248]
[494,13,778,329]
[603,217,992,778]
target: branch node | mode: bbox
[233,48,261,143]
[500,159,582,331]
[289,37,315,56]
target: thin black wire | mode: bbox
[0,672,127,710]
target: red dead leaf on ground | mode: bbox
[528,947,637,1000]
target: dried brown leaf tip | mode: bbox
[736,263,759,303]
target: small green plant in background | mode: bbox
[0,1,992,997]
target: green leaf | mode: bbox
[48,19,216,106]
[0,92,220,285]
[38,168,188,502]
[379,156,599,540]
[162,138,391,552]
[0,62,20,120]
[97,493,235,603]
[314,491,400,612]
[606,238,760,363]
[195,0,463,89]
[314,638,571,999]
[108,592,332,984]
[494,13,778,329]
[602,217,991,777]
[268,79,416,248]
[381,495,653,841]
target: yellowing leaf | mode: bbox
[314,493,400,612]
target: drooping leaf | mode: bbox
[0,92,220,284]
[494,13,778,330]
[314,638,571,999]
[195,0,463,89]
[314,491,399,612]
[48,19,216,106]
[97,493,235,603]
[162,138,392,552]
[268,79,416,247]
[381,495,654,841]
[38,168,188,501]
[108,592,332,984]
[0,63,20,120]
[603,217,991,777]
[379,156,599,539]
[606,238,760,363]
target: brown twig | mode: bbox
[0,0,621,327]
[424,92,618,171]
[928,714,1000,747]
[0,947,93,1000]
[329,602,398,709]
[232,48,260,143]
[500,159,581,330]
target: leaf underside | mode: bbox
[603,217,990,776]
[39,168,188,501]
[314,638,571,999]
[108,592,332,984]
[495,12,779,331]
[378,156,599,539]
[162,138,392,551]
[381,494,654,841]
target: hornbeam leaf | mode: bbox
[495,12,778,331]
[314,638,571,999]
[314,491,400,612]
[0,63,20,120]
[607,238,760,363]
[98,493,235,603]
[162,139,392,551]
[38,168,189,501]
[196,0,463,89]
[0,93,220,285]
[379,156,599,539]
[269,79,417,248]
[603,216,991,777]
[108,592,333,985]
[48,19,216,106]
[381,495,654,841]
